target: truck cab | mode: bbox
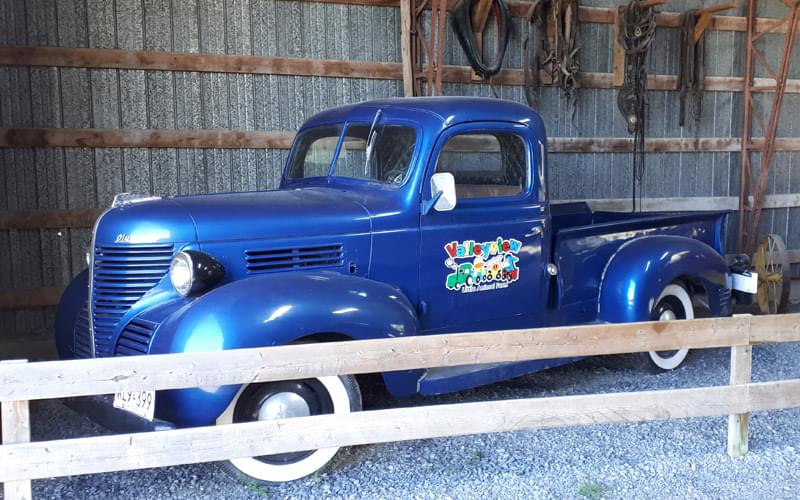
[55,97,752,484]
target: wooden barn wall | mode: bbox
[0,0,798,341]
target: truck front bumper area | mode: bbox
[63,395,176,433]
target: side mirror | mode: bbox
[430,172,457,212]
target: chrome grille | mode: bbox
[245,244,344,273]
[115,318,158,356]
[91,244,173,357]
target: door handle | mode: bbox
[525,226,542,238]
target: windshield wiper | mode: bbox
[364,109,382,177]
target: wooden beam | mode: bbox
[612,8,625,87]
[0,383,747,481]
[749,313,800,344]
[2,46,799,94]
[5,128,800,153]
[4,379,800,483]
[0,128,295,150]
[0,314,772,401]
[0,208,101,230]
[0,46,403,80]
[0,288,63,310]
[1,360,31,500]
[399,0,414,97]
[727,344,752,458]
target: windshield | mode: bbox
[286,123,417,185]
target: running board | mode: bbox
[418,357,582,396]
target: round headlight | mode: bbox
[169,250,224,297]
[170,252,194,296]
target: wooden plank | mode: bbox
[0,46,404,80]
[1,360,31,500]
[0,287,63,310]
[0,208,101,230]
[2,46,799,94]
[399,0,413,97]
[0,382,751,482]
[0,128,295,150]
[750,314,800,344]
[727,344,752,458]
[0,315,758,401]
[612,9,625,88]
[748,379,800,412]
[5,129,800,153]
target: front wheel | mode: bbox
[643,283,694,371]
[218,375,361,484]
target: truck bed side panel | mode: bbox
[554,211,728,313]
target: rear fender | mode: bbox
[598,235,730,323]
[150,271,421,426]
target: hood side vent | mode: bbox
[246,244,344,274]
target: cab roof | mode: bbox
[301,97,543,131]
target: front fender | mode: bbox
[55,269,89,359]
[598,235,729,323]
[150,271,421,426]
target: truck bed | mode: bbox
[550,202,729,321]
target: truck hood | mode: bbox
[95,189,372,245]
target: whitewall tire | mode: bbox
[217,374,361,484]
[645,283,694,371]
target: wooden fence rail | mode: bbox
[1,313,799,499]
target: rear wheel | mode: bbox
[218,375,361,484]
[642,283,694,371]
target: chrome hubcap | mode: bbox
[658,310,677,321]
[257,392,311,420]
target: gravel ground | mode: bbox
[8,299,800,499]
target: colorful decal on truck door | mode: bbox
[444,237,521,293]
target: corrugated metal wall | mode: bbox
[0,0,798,341]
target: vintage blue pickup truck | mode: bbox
[55,97,755,483]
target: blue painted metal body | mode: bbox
[54,97,734,428]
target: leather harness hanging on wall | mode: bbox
[451,0,511,79]
[523,0,580,119]
[678,9,705,126]
[617,0,656,211]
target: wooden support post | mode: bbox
[612,8,625,87]
[727,345,752,458]
[1,360,32,500]
[399,0,414,96]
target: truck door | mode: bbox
[418,122,547,332]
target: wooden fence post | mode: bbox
[727,344,752,458]
[1,360,32,500]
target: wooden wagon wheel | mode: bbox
[753,233,791,314]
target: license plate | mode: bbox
[113,390,155,421]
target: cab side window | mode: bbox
[435,132,528,199]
